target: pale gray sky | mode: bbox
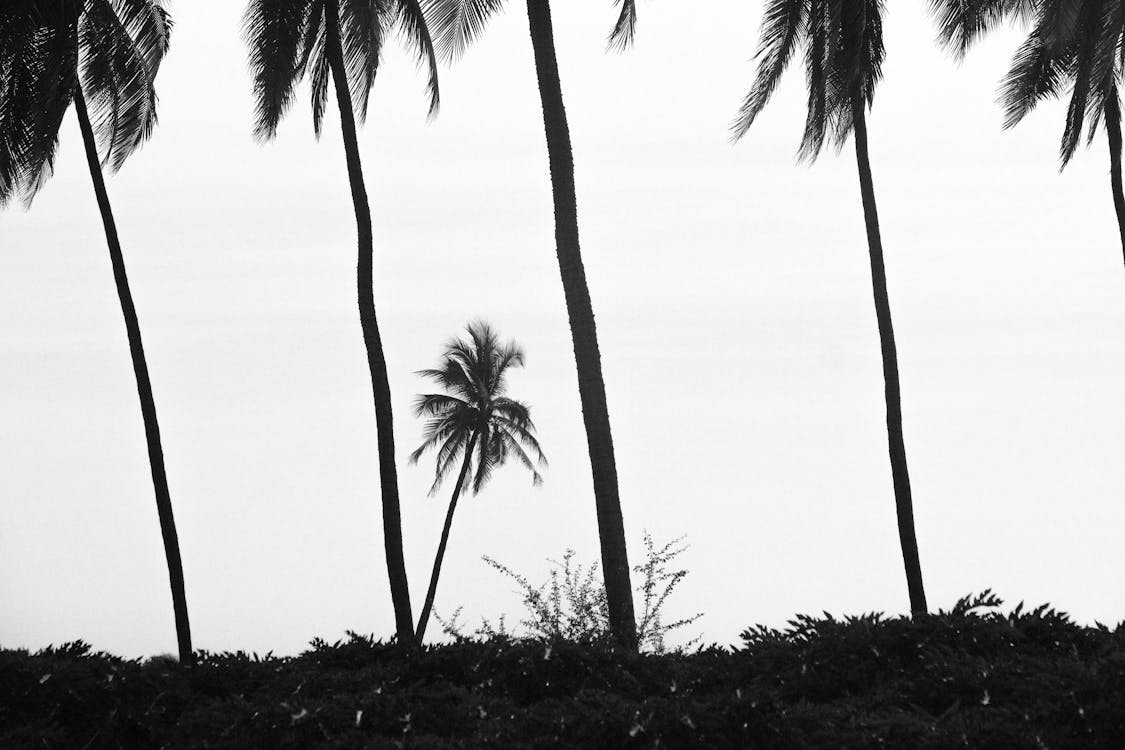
[3,2,1125,658]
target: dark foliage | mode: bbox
[3,593,1125,748]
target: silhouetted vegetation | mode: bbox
[7,4,1125,733]
[242,0,441,647]
[425,0,641,647]
[734,0,929,614]
[931,0,1125,260]
[4,594,1124,748]
[436,533,702,654]
[409,322,547,643]
[0,0,192,664]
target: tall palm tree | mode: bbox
[422,0,639,649]
[409,321,546,643]
[931,0,1125,263]
[242,0,439,647]
[733,0,928,615]
[1,0,194,663]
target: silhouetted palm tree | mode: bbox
[1,0,194,664]
[733,0,928,615]
[931,0,1125,263]
[243,0,439,647]
[423,0,638,649]
[409,322,546,643]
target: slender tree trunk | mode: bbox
[1103,91,1125,265]
[851,99,927,616]
[74,89,193,664]
[415,432,479,644]
[324,0,415,647]
[524,0,637,651]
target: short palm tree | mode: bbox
[243,0,439,647]
[931,0,1125,263]
[733,0,928,615]
[1,0,194,663]
[422,0,639,650]
[409,322,546,643]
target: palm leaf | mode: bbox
[732,0,806,141]
[607,0,637,51]
[396,0,441,117]
[243,0,314,141]
[422,0,504,63]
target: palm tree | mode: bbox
[242,0,439,647]
[733,0,928,615]
[931,0,1125,263]
[1,0,194,663]
[409,321,546,643]
[422,0,639,649]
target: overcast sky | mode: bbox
[3,1,1125,658]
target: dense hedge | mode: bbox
[3,594,1124,748]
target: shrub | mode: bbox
[436,531,702,652]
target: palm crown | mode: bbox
[932,0,1122,166]
[732,0,886,160]
[243,0,440,141]
[0,0,170,204]
[420,0,638,61]
[410,322,546,496]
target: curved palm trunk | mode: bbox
[851,99,927,616]
[324,0,415,647]
[524,0,637,651]
[1103,91,1125,265]
[415,432,479,644]
[74,89,193,664]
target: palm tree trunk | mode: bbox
[1103,91,1125,265]
[324,0,415,647]
[415,432,479,644]
[851,99,927,616]
[74,88,193,665]
[524,0,637,651]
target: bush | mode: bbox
[436,532,703,652]
[3,595,1125,747]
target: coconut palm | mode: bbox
[422,0,639,650]
[242,0,439,646]
[0,0,193,663]
[931,0,1125,263]
[409,322,546,643]
[733,0,928,615]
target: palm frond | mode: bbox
[14,20,79,204]
[489,340,525,392]
[301,0,332,136]
[395,0,441,117]
[732,0,806,141]
[999,28,1071,129]
[243,0,314,141]
[1058,4,1100,166]
[797,0,828,160]
[607,0,636,51]
[339,0,388,124]
[1038,0,1083,53]
[109,0,172,76]
[495,427,544,484]
[471,423,500,494]
[0,7,49,204]
[493,414,545,466]
[429,431,473,495]
[422,0,504,63]
[930,0,1037,57]
[491,396,532,426]
[413,392,470,417]
[80,0,158,172]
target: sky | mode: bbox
[3,1,1125,658]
